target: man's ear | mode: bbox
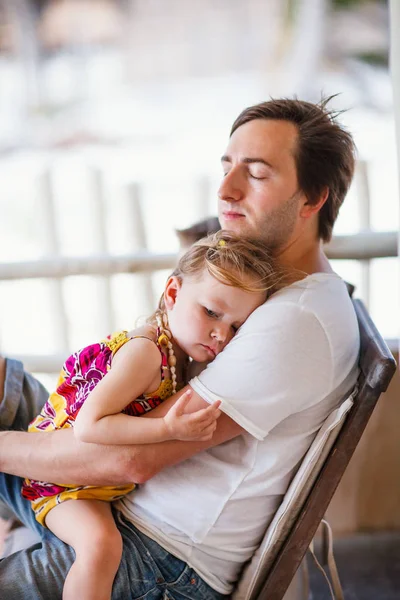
[300,187,329,218]
[163,276,182,310]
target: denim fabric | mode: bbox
[0,357,50,518]
[0,472,225,599]
[0,360,226,600]
[0,358,49,431]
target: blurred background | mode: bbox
[0,0,398,370]
[0,0,399,594]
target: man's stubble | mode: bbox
[234,191,301,252]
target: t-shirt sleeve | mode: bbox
[190,301,333,440]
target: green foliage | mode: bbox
[332,0,386,8]
[355,51,389,67]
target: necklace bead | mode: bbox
[168,355,177,367]
[156,311,178,395]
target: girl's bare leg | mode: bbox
[45,499,123,600]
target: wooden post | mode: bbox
[91,168,114,334]
[37,169,69,352]
[195,176,212,222]
[125,182,154,311]
[389,0,400,357]
[355,160,371,307]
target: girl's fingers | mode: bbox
[173,389,193,415]
[192,409,221,425]
[191,402,222,421]
[203,401,221,415]
[204,422,217,434]
[196,421,217,437]
[197,423,217,440]
[210,400,222,409]
[205,402,222,417]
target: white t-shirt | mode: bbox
[116,273,360,595]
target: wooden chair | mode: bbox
[234,299,397,600]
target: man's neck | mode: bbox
[276,238,333,276]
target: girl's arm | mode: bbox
[74,337,221,445]
[0,392,240,486]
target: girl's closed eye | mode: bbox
[204,307,219,319]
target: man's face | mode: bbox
[218,119,304,249]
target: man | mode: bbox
[0,97,360,599]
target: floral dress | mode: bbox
[21,330,174,526]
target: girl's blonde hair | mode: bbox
[152,230,299,319]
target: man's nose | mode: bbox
[217,168,243,203]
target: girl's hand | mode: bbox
[163,390,222,441]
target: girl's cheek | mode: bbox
[193,312,205,330]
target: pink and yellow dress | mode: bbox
[21,330,174,526]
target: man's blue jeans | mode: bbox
[0,359,226,600]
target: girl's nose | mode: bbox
[211,324,230,343]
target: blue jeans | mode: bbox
[0,359,226,600]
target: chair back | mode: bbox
[234,299,397,600]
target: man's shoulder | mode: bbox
[246,273,354,324]
[238,273,359,356]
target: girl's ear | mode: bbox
[163,276,182,310]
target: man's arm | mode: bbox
[130,386,243,481]
[0,386,243,485]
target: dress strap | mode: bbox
[129,331,168,380]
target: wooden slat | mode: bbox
[355,160,371,307]
[0,232,396,283]
[91,168,114,334]
[0,253,178,280]
[38,170,69,351]
[126,182,154,309]
[324,231,397,260]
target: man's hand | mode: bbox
[162,390,221,441]
[0,386,242,485]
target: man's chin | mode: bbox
[220,219,260,240]
[220,216,248,233]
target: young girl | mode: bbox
[21,230,286,600]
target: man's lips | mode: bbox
[222,211,245,220]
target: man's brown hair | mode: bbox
[230,97,356,242]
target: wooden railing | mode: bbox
[0,230,397,283]
[0,159,398,373]
[2,229,397,373]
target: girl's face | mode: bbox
[164,269,266,362]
